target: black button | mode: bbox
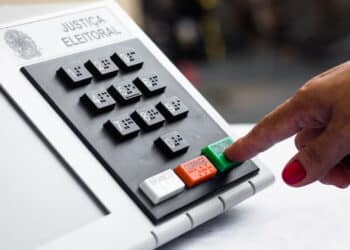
[104,115,140,141]
[85,57,119,80]
[111,50,144,72]
[156,96,189,122]
[57,63,92,87]
[81,89,116,114]
[134,75,166,96]
[131,106,165,131]
[155,131,189,158]
[108,82,142,105]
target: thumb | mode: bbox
[283,126,350,187]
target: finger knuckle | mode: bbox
[294,136,304,150]
[294,85,313,102]
[340,126,350,142]
[327,126,350,146]
[292,87,313,111]
[250,124,274,151]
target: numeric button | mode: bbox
[57,63,92,87]
[134,75,166,96]
[80,89,116,114]
[155,131,189,158]
[111,50,144,72]
[104,115,140,141]
[108,82,142,105]
[157,96,189,122]
[85,57,119,80]
[131,106,165,131]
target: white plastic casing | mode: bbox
[0,1,274,249]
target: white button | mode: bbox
[140,169,185,204]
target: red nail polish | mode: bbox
[282,160,306,186]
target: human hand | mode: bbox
[225,61,350,188]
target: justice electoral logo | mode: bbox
[4,29,41,60]
[60,15,122,48]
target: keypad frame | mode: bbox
[21,39,259,223]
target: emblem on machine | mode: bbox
[4,29,41,60]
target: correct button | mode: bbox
[202,137,242,172]
[174,156,217,187]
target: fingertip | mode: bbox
[224,144,237,161]
[281,159,307,187]
[224,138,247,162]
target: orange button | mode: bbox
[174,156,218,187]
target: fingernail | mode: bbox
[282,160,306,186]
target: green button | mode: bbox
[202,137,241,172]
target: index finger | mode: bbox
[225,97,304,162]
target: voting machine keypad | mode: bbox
[81,89,116,114]
[134,75,166,96]
[156,96,189,122]
[85,57,119,80]
[155,131,190,158]
[57,63,93,87]
[108,81,142,105]
[111,49,144,72]
[104,115,141,141]
[21,39,259,223]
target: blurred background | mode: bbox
[2,0,350,123]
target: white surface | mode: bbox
[0,3,83,24]
[162,124,350,250]
[140,170,185,205]
[0,90,104,250]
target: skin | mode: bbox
[225,61,350,189]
